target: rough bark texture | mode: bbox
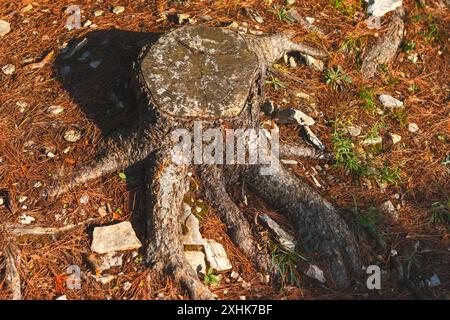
[198,165,270,272]
[243,164,362,289]
[361,7,405,78]
[144,149,213,299]
[280,142,334,162]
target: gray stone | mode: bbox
[91,221,142,254]
[184,250,207,276]
[47,105,64,115]
[302,126,325,150]
[277,108,315,126]
[204,239,232,272]
[426,274,441,287]
[259,214,295,251]
[379,94,403,108]
[380,200,397,218]
[389,133,402,144]
[0,20,10,37]
[306,264,326,283]
[64,129,82,142]
[182,203,204,247]
[347,125,362,137]
[2,64,15,75]
[408,122,419,133]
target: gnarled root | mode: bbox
[243,164,362,290]
[43,125,156,199]
[280,142,334,162]
[144,150,213,300]
[198,165,271,273]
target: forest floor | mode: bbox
[0,0,448,300]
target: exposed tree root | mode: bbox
[43,124,156,199]
[198,165,270,273]
[4,243,21,300]
[243,164,362,290]
[280,142,334,162]
[361,7,405,78]
[4,218,96,238]
[144,150,214,300]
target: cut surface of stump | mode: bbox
[43,25,361,299]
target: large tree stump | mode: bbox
[45,26,361,298]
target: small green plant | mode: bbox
[269,6,295,24]
[408,83,420,93]
[403,40,416,53]
[265,76,286,90]
[380,64,399,86]
[330,0,359,15]
[204,267,220,286]
[359,87,377,114]
[376,165,402,185]
[271,244,307,288]
[325,65,352,90]
[429,201,450,224]
[331,120,365,174]
[420,15,441,44]
[353,201,386,249]
[391,108,408,127]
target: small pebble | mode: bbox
[0,20,10,37]
[2,64,15,75]
[94,10,104,17]
[89,60,101,69]
[408,123,419,133]
[112,6,125,15]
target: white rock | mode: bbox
[184,251,206,276]
[347,125,362,137]
[16,101,28,113]
[277,108,315,126]
[83,20,92,28]
[94,10,104,17]
[0,197,4,206]
[303,55,324,71]
[177,13,190,24]
[2,64,15,75]
[426,274,441,287]
[281,159,298,165]
[89,60,101,69]
[94,274,115,285]
[56,295,67,300]
[408,122,419,133]
[306,264,326,283]
[302,126,325,150]
[123,281,132,290]
[47,105,64,115]
[380,200,397,218]
[379,94,403,108]
[366,0,402,17]
[259,214,295,251]
[289,56,297,68]
[64,129,82,142]
[91,221,142,254]
[305,17,315,24]
[18,195,28,203]
[79,194,89,205]
[389,133,402,144]
[112,6,125,15]
[286,0,296,4]
[19,214,35,225]
[239,295,246,300]
[204,239,232,272]
[0,20,10,37]
[34,181,42,188]
[182,204,204,247]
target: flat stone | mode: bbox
[0,20,10,37]
[277,108,315,126]
[204,239,232,272]
[380,200,398,218]
[302,126,325,150]
[47,105,64,115]
[305,17,315,24]
[361,136,382,146]
[306,264,326,283]
[112,6,125,15]
[182,203,204,247]
[379,94,403,108]
[259,214,295,251]
[94,10,104,17]
[91,221,142,254]
[389,133,402,144]
[64,129,82,142]
[303,54,324,71]
[367,0,403,17]
[2,64,15,75]
[94,274,115,285]
[184,250,207,276]
[408,122,419,133]
[347,125,362,137]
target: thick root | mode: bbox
[198,165,271,273]
[243,164,362,290]
[43,125,156,199]
[280,142,334,162]
[144,150,213,299]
